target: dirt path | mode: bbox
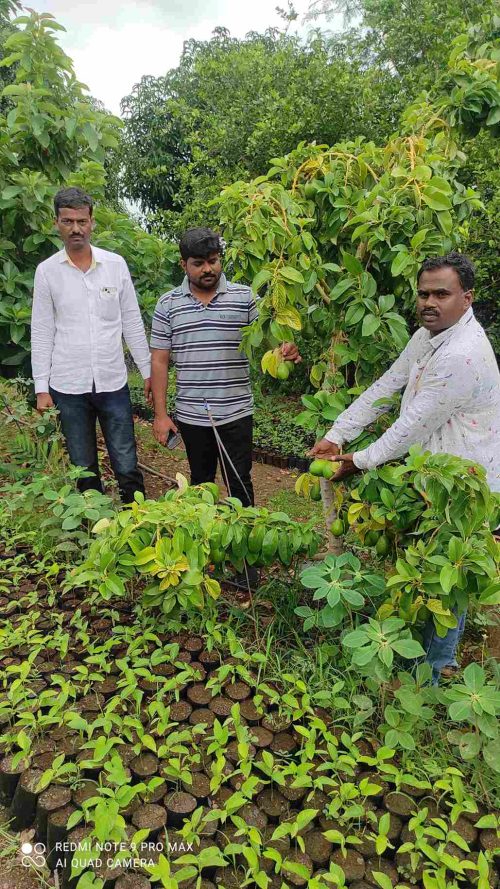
[134,418,298,506]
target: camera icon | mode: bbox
[21,842,46,869]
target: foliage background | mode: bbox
[0,0,498,378]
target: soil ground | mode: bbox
[135,419,300,506]
[98,418,324,525]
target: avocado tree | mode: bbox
[218,13,500,548]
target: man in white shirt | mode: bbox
[310,252,500,679]
[31,187,151,503]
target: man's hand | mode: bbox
[328,453,361,481]
[144,377,152,405]
[153,414,178,446]
[36,392,54,413]
[308,438,340,459]
[281,342,302,364]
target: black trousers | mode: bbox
[178,415,254,506]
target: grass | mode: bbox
[266,487,324,528]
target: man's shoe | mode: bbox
[440,665,461,680]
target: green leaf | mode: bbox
[280,265,304,284]
[439,563,459,594]
[410,228,429,249]
[448,700,473,722]
[361,314,381,337]
[486,105,500,126]
[457,732,481,760]
[371,871,394,889]
[391,638,425,659]
[342,252,364,276]
[342,629,368,648]
[422,186,452,211]
[391,249,412,276]
[475,815,499,829]
[82,121,99,152]
[436,210,453,235]
[252,269,272,291]
[1,185,21,200]
[463,662,485,693]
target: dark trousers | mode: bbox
[178,415,254,506]
[50,384,144,503]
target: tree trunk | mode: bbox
[320,478,343,555]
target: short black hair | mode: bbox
[54,187,93,218]
[179,227,222,261]
[417,251,475,291]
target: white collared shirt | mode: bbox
[31,246,151,394]
[325,309,500,491]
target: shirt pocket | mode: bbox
[98,286,120,322]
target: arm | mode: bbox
[120,262,151,386]
[31,265,55,410]
[151,349,177,444]
[150,295,177,444]
[324,343,412,446]
[352,352,473,470]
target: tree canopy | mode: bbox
[119,27,403,234]
[119,0,499,239]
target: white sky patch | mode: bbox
[27,0,315,114]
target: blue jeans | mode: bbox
[50,384,144,503]
[423,609,467,684]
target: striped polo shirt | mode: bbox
[150,274,258,426]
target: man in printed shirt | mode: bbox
[310,252,500,680]
[31,187,151,503]
[150,227,300,506]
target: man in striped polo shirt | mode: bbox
[150,227,300,506]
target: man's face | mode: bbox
[416,266,473,335]
[182,252,222,290]
[55,206,94,251]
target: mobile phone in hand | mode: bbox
[166,419,182,450]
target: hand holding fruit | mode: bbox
[309,457,336,480]
[281,342,301,364]
[327,453,361,481]
[275,343,302,380]
[308,438,340,460]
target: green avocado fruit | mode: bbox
[375,535,390,556]
[310,482,322,501]
[276,362,290,380]
[330,518,344,537]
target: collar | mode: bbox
[181,272,228,298]
[426,307,474,351]
[60,247,98,271]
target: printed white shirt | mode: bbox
[325,309,500,491]
[31,246,151,394]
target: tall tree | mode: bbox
[120,27,398,235]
